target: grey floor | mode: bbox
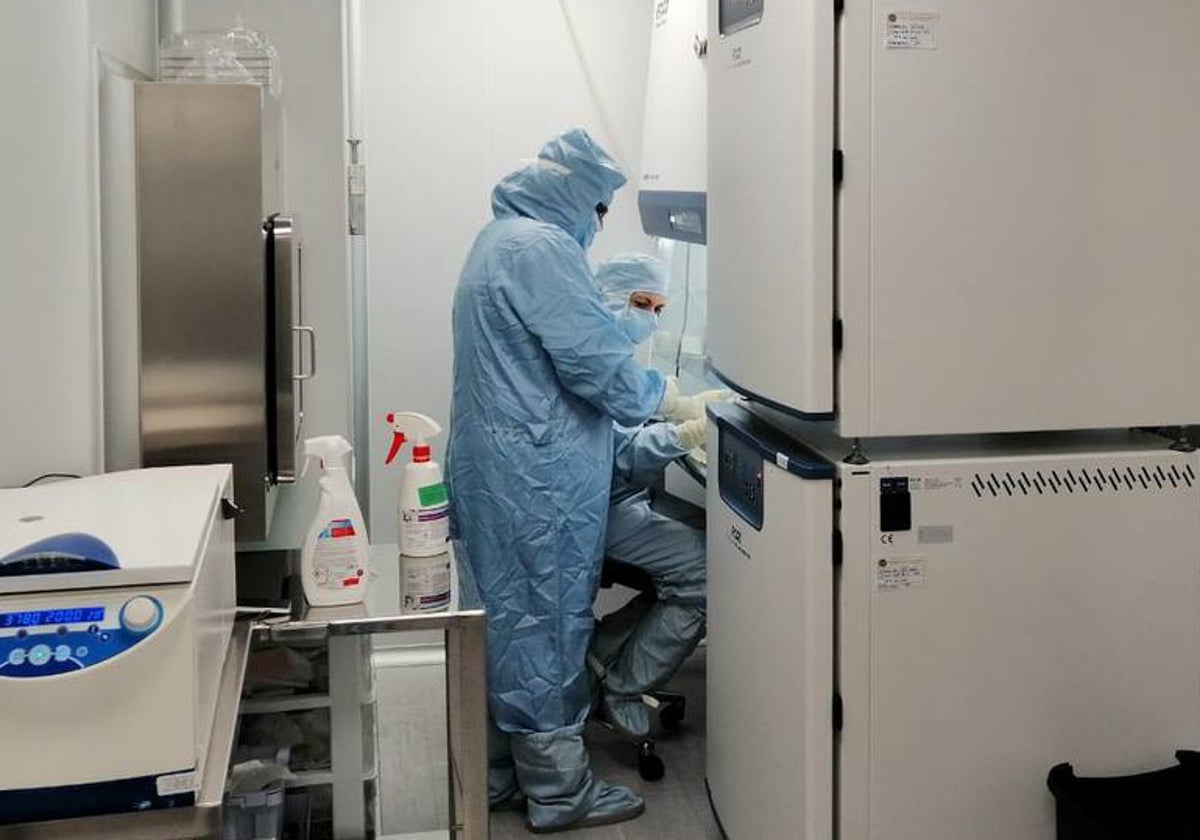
[488,648,721,840]
[376,645,720,839]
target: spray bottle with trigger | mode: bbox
[385,412,452,612]
[299,435,371,607]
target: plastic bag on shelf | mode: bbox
[245,646,321,696]
[159,21,281,98]
[229,757,296,794]
[240,710,332,772]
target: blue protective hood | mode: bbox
[595,253,671,313]
[492,128,628,248]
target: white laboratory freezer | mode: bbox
[705,403,1200,840]
[707,0,1200,436]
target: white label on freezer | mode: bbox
[875,557,926,591]
[885,12,940,50]
[912,476,962,492]
[156,771,197,797]
[918,525,954,544]
[776,453,790,471]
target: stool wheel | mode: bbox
[637,741,665,781]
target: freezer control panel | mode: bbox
[719,426,765,531]
[0,595,165,679]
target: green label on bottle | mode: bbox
[419,483,448,507]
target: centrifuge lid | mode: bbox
[0,465,230,594]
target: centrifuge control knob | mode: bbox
[121,597,161,634]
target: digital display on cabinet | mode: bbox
[0,608,105,628]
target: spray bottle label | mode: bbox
[401,503,450,554]
[312,519,365,590]
[322,519,357,539]
[403,553,452,612]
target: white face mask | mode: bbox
[634,339,655,367]
[616,306,659,345]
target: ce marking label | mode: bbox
[880,534,896,545]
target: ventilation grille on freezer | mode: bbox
[971,463,1196,498]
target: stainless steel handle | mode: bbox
[268,215,299,488]
[294,325,316,381]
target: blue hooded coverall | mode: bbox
[589,255,708,739]
[446,130,666,832]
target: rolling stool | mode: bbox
[595,559,688,782]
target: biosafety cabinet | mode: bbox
[707,0,1200,436]
[639,0,708,244]
[705,403,1200,840]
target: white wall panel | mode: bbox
[364,0,656,543]
[2,3,102,487]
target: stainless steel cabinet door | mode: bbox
[136,83,271,540]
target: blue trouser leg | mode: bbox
[488,718,519,807]
[461,534,646,832]
[593,494,707,734]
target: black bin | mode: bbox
[1047,751,1200,839]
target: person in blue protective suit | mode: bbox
[446,130,685,833]
[587,254,728,739]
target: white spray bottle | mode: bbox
[385,412,452,612]
[300,435,370,607]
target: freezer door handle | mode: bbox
[294,325,317,381]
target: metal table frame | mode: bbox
[255,605,488,840]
